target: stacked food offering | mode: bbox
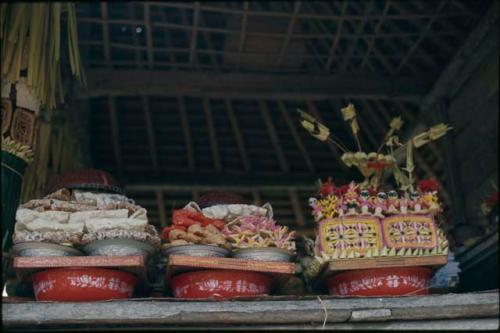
[161,192,296,299]
[10,169,160,302]
[298,104,452,296]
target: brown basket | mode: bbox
[48,169,124,195]
[197,191,247,209]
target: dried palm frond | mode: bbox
[1,3,85,109]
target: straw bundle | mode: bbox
[0,3,85,109]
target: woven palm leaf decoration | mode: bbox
[1,3,85,252]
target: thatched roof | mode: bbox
[72,1,492,231]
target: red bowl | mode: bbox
[170,269,273,299]
[48,169,124,194]
[32,268,137,302]
[326,266,433,297]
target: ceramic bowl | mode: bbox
[82,239,157,258]
[11,242,83,257]
[162,244,230,258]
[232,247,293,262]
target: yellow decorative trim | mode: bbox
[1,136,34,163]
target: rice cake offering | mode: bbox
[12,185,160,253]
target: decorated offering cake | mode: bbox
[162,191,295,259]
[162,192,296,299]
[9,169,159,301]
[298,103,452,296]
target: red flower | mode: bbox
[319,177,335,197]
[486,191,499,205]
[418,178,440,192]
[367,160,392,170]
[334,184,350,196]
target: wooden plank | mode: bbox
[259,100,290,173]
[13,256,147,286]
[276,1,301,68]
[144,3,154,68]
[166,255,295,281]
[289,189,305,226]
[142,96,158,171]
[237,1,250,69]
[325,1,348,72]
[278,100,315,173]
[203,97,222,173]
[324,255,448,273]
[189,2,201,64]
[177,96,196,171]
[225,99,251,172]
[127,2,143,68]
[2,292,498,328]
[77,70,431,101]
[100,3,111,66]
[156,190,168,227]
[108,96,123,176]
[252,189,262,206]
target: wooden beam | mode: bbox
[156,190,167,227]
[178,96,196,171]
[289,189,305,226]
[278,100,315,173]
[100,2,111,66]
[359,1,393,72]
[225,99,251,172]
[127,2,143,68]
[259,100,290,173]
[203,98,222,173]
[252,189,262,206]
[142,96,158,171]
[325,0,348,72]
[148,1,474,21]
[3,293,498,328]
[79,70,431,101]
[123,174,328,192]
[144,3,154,68]
[192,190,200,201]
[158,6,178,69]
[276,1,301,68]
[189,2,201,64]
[237,1,250,69]
[421,0,499,111]
[339,1,376,72]
[396,0,447,72]
[107,96,123,176]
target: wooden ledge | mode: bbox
[2,291,498,330]
[12,256,149,290]
[166,255,295,282]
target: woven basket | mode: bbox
[1,150,27,252]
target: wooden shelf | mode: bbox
[165,255,295,282]
[12,256,149,291]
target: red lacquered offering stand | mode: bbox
[314,255,447,297]
[166,255,295,299]
[13,255,147,302]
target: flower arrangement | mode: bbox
[223,216,296,252]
